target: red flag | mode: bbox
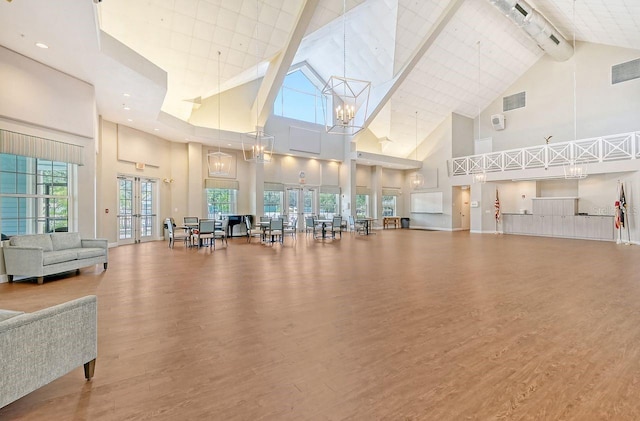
[495,189,500,222]
[615,200,621,230]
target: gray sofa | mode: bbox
[0,295,97,409]
[3,232,108,284]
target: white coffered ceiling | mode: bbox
[1,0,639,159]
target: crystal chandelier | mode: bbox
[410,111,424,189]
[208,51,232,176]
[243,0,274,163]
[322,0,371,135]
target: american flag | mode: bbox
[495,189,500,222]
[620,183,627,228]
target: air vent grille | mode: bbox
[503,91,526,112]
[612,58,640,85]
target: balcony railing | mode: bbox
[452,131,640,176]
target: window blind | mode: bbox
[204,179,239,190]
[0,129,84,165]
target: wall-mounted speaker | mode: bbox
[491,114,505,131]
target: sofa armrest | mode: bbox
[0,295,98,408]
[81,238,108,249]
[3,246,44,275]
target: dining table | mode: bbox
[315,219,333,239]
[356,218,375,235]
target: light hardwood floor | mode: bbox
[1,230,640,420]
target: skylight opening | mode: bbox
[274,66,330,126]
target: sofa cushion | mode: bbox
[43,250,78,265]
[76,248,106,259]
[0,309,24,322]
[10,234,53,252]
[51,232,82,251]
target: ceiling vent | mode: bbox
[488,0,573,61]
[612,58,640,85]
[503,91,526,112]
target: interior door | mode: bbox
[117,176,157,244]
[461,188,470,230]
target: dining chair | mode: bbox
[193,219,216,248]
[349,215,366,235]
[305,216,316,236]
[284,217,297,240]
[267,218,284,245]
[183,216,199,227]
[165,218,189,248]
[330,216,343,239]
[260,216,270,223]
[245,216,263,243]
[213,218,229,249]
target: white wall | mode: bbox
[97,120,175,243]
[406,115,454,230]
[0,46,95,138]
[0,46,97,239]
[476,42,640,151]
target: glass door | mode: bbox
[117,176,157,244]
[286,187,316,231]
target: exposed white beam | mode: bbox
[364,0,466,127]
[252,0,320,127]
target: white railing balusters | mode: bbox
[452,130,639,177]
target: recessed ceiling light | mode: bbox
[127,118,133,122]
[35,42,48,49]
[123,93,130,97]
[123,106,130,111]
[227,144,232,146]
[154,128,159,131]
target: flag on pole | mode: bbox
[620,183,627,228]
[495,189,500,222]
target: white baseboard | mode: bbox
[0,274,7,284]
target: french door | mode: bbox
[286,187,316,231]
[117,176,157,244]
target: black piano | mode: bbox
[226,215,252,237]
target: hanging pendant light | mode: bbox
[243,0,274,163]
[409,111,424,189]
[322,0,371,136]
[564,0,587,180]
[208,50,233,176]
[472,41,486,185]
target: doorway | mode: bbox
[117,176,158,244]
[453,186,471,231]
[286,186,316,231]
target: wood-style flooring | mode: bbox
[1,230,640,420]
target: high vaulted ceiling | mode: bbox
[1,0,639,159]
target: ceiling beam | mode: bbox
[252,0,319,127]
[364,0,465,128]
